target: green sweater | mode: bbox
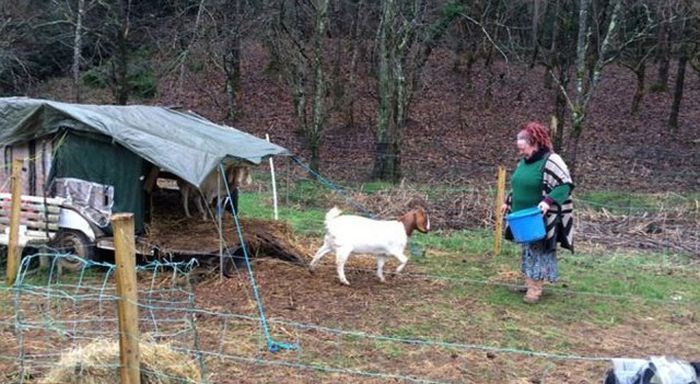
[510,157,571,212]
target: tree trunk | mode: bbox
[223,31,242,120]
[668,56,687,130]
[223,1,242,120]
[72,0,85,103]
[572,0,590,126]
[308,0,330,173]
[331,0,344,113]
[177,0,206,97]
[553,69,567,151]
[114,0,130,105]
[543,0,561,90]
[453,19,466,72]
[530,0,540,68]
[567,0,621,176]
[292,63,307,137]
[373,0,398,181]
[654,16,670,92]
[630,64,645,114]
[465,42,477,87]
[346,0,364,126]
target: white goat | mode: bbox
[309,206,430,285]
[178,165,251,220]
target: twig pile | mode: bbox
[576,206,699,255]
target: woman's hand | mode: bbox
[537,201,550,214]
[500,203,509,215]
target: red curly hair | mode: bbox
[517,122,552,151]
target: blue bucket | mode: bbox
[506,207,545,244]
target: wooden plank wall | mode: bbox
[0,140,54,197]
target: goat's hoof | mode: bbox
[308,267,315,274]
[339,280,350,286]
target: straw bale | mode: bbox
[40,339,203,384]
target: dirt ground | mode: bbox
[188,254,698,384]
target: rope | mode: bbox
[219,163,297,353]
[290,155,375,218]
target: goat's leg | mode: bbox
[309,239,332,272]
[194,195,208,220]
[182,188,192,218]
[334,247,352,286]
[393,252,408,274]
[376,256,387,283]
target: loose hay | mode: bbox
[145,213,306,265]
[40,339,203,384]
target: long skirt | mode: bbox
[521,242,559,282]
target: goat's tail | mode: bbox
[325,206,342,223]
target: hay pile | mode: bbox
[40,339,203,384]
[144,214,306,264]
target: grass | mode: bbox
[239,186,699,306]
[577,190,700,214]
[243,186,699,348]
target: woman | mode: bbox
[501,122,574,304]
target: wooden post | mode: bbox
[266,134,279,220]
[7,159,23,285]
[112,213,141,384]
[493,166,506,256]
[218,166,224,280]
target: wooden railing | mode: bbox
[0,193,64,246]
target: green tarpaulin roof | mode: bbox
[0,97,290,188]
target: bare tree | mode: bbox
[668,53,687,130]
[667,3,698,130]
[373,0,461,182]
[309,0,331,172]
[198,0,260,120]
[0,1,71,95]
[535,0,578,150]
[343,0,367,125]
[549,0,624,173]
[72,0,87,102]
[617,0,656,114]
[0,8,35,95]
[652,1,671,91]
[112,0,131,105]
[263,0,330,173]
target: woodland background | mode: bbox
[1,0,698,191]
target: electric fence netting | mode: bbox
[0,155,698,383]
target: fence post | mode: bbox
[493,166,506,256]
[112,213,141,384]
[218,166,224,280]
[7,159,23,285]
[266,134,279,220]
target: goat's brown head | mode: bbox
[399,207,430,236]
[226,166,252,187]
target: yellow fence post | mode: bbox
[7,159,24,285]
[493,166,506,257]
[112,213,141,384]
